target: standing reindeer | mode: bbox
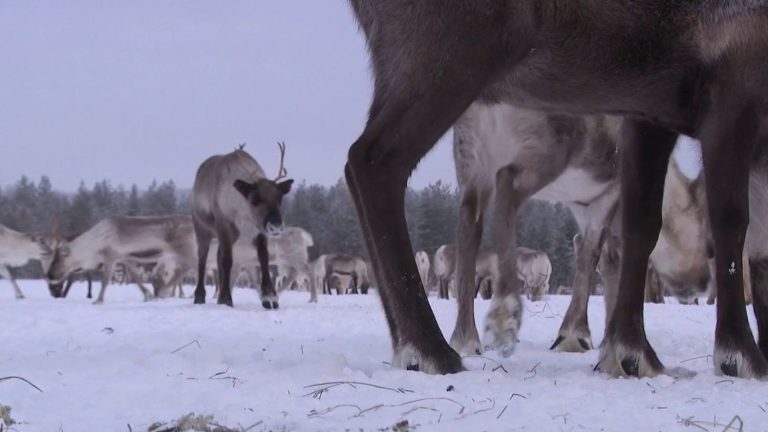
[45,215,196,303]
[346,1,768,377]
[317,254,371,295]
[433,245,456,300]
[191,143,293,309]
[414,251,431,295]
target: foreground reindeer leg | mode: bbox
[256,234,278,309]
[701,99,767,378]
[94,262,116,304]
[597,119,677,378]
[346,84,500,373]
[553,188,618,352]
[750,258,768,360]
[449,188,489,355]
[0,265,25,299]
[193,227,213,304]
[216,234,235,307]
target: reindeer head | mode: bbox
[33,219,77,284]
[233,141,293,237]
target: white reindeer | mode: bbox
[0,223,46,299]
[414,251,431,295]
[46,215,197,304]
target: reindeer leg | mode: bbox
[193,226,212,305]
[124,262,154,301]
[94,262,115,304]
[86,273,92,299]
[553,188,618,352]
[449,187,489,355]
[749,258,768,360]
[216,235,235,307]
[700,100,767,378]
[256,234,278,309]
[0,265,24,300]
[597,119,677,378]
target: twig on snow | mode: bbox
[170,339,201,354]
[680,354,713,364]
[302,381,414,398]
[0,376,43,393]
[462,355,509,374]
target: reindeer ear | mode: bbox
[233,179,254,198]
[277,179,293,195]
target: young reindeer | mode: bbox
[346,1,768,377]
[192,143,293,309]
[46,215,196,303]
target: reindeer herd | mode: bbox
[3,0,768,386]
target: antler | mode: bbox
[274,141,288,181]
[237,142,247,151]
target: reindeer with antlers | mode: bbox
[192,142,293,309]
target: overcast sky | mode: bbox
[0,2,702,192]
[0,1,455,191]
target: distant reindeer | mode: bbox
[0,223,46,299]
[319,254,370,295]
[45,215,196,303]
[517,247,552,302]
[474,251,498,300]
[191,143,293,309]
[644,262,666,304]
[414,251,431,295]
[433,245,455,300]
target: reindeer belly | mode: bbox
[534,168,612,204]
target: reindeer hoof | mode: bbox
[596,337,665,378]
[392,343,465,374]
[714,342,768,379]
[482,294,522,357]
[550,331,593,353]
[262,300,279,310]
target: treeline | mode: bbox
[1,176,579,289]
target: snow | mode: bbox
[1,281,765,431]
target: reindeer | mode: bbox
[517,247,552,302]
[346,1,768,377]
[319,255,371,295]
[433,245,455,300]
[0,223,46,299]
[191,143,293,309]
[45,215,197,303]
[414,251,432,295]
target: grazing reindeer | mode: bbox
[474,251,499,300]
[433,245,456,300]
[517,247,552,302]
[414,251,432,295]
[191,143,293,309]
[321,255,371,295]
[46,215,197,303]
[346,1,768,377]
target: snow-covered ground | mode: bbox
[1,280,765,431]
